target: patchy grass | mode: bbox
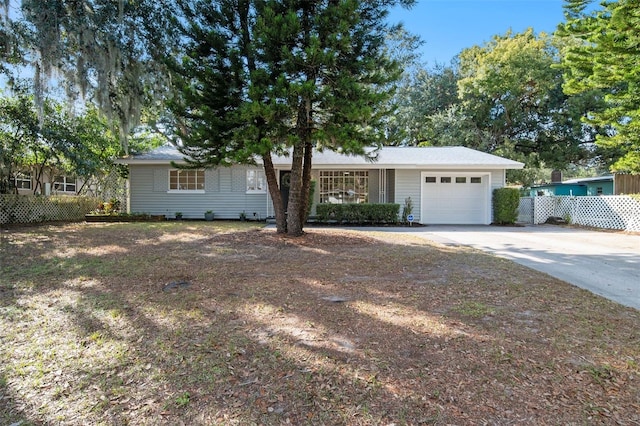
[1,222,639,425]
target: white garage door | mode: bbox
[421,174,490,224]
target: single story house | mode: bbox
[117,145,524,225]
[8,168,86,196]
[529,175,614,197]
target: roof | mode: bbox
[532,175,614,188]
[118,145,524,170]
[562,175,613,184]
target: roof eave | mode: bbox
[115,159,188,165]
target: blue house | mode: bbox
[530,175,614,196]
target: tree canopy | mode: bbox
[166,0,414,235]
[0,92,125,194]
[558,0,640,173]
[2,0,174,153]
[390,29,609,185]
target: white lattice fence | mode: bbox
[518,197,534,224]
[572,196,640,231]
[532,197,562,224]
[0,195,100,225]
[522,195,640,231]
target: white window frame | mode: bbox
[13,172,32,190]
[53,175,77,193]
[246,169,266,193]
[319,170,369,204]
[168,169,205,193]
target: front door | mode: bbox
[280,171,291,213]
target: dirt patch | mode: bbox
[1,222,639,425]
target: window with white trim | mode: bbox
[169,169,204,191]
[246,170,266,193]
[13,172,32,190]
[319,170,368,204]
[53,176,77,193]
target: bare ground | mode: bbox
[0,222,638,425]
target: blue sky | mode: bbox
[388,0,567,65]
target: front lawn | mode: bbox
[1,222,638,425]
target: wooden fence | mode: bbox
[615,174,640,195]
[0,195,100,225]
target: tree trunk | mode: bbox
[298,140,313,225]
[286,141,305,236]
[262,152,286,233]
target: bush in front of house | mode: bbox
[315,203,400,225]
[493,188,520,225]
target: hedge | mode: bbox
[492,188,520,224]
[315,203,400,225]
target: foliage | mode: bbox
[1,94,113,193]
[401,196,413,223]
[5,0,174,152]
[558,0,640,173]
[456,30,604,170]
[390,64,460,145]
[492,188,520,225]
[395,30,612,184]
[0,91,159,194]
[0,93,37,193]
[95,198,121,215]
[315,203,400,225]
[165,0,414,236]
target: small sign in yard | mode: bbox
[407,214,414,226]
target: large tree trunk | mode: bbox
[286,141,305,236]
[262,152,286,233]
[298,140,313,225]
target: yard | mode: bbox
[1,222,638,425]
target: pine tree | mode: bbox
[558,0,640,172]
[168,0,414,235]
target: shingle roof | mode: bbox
[119,145,523,169]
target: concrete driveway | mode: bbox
[374,225,640,310]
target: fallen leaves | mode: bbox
[1,222,639,425]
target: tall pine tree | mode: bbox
[558,0,640,173]
[167,0,414,235]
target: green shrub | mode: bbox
[401,197,413,223]
[315,203,400,225]
[493,188,520,225]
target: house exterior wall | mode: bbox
[128,164,270,219]
[128,164,511,222]
[585,181,613,195]
[529,184,587,197]
[12,168,87,196]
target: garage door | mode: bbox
[421,174,489,224]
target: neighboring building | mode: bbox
[117,145,524,225]
[530,175,614,197]
[9,168,82,196]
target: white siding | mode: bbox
[128,164,509,221]
[128,165,270,219]
[394,169,423,221]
